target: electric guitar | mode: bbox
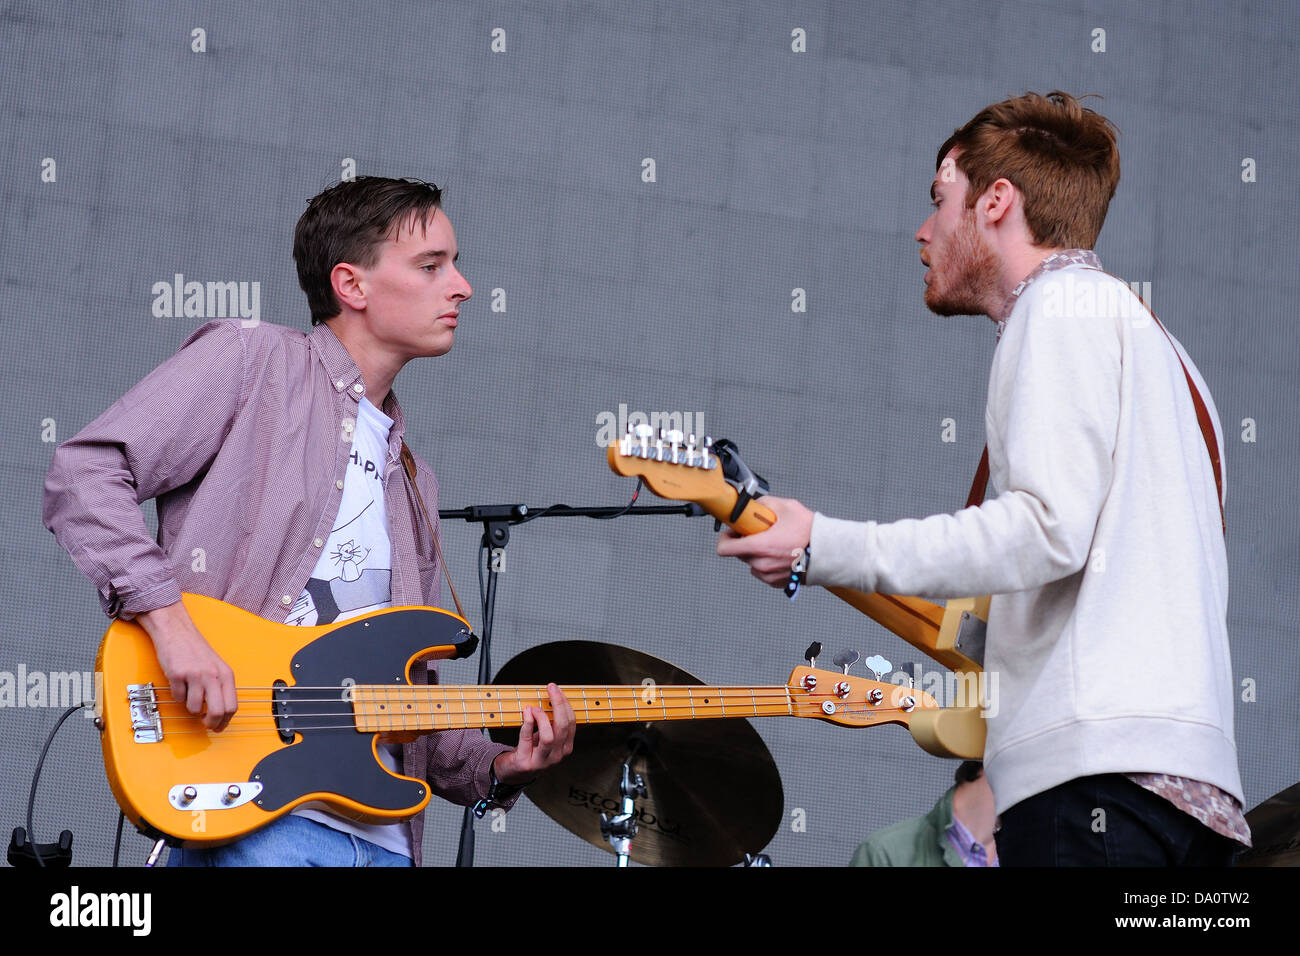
[605,428,990,758]
[606,430,992,671]
[97,592,945,846]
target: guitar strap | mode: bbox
[965,294,1226,534]
[1125,285,1226,535]
[399,441,469,623]
[965,446,991,510]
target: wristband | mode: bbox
[785,546,810,600]
[473,760,532,819]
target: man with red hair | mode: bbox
[719,92,1248,866]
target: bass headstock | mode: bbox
[785,666,940,728]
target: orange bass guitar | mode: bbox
[97,593,944,846]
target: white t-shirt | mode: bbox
[286,397,414,858]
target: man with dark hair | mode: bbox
[44,176,575,866]
[718,92,1248,866]
[851,761,998,867]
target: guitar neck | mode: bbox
[352,684,795,733]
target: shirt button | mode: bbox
[281,595,292,606]
[353,383,365,394]
[342,418,354,433]
[335,379,346,391]
[336,479,345,490]
[314,538,324,548]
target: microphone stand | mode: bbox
[442,498,706,867]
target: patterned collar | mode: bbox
[947,813,998,867]
[997,248,1102,339]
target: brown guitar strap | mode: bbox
[964,293,1226,534]
[1137,301,1226,535]
[399,441,469,623]
[965,446,991,510]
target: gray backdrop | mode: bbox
[2,0,1297,867]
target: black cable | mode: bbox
[25,702,89,868]
[587,478,643,519]
[514,478,644,524]
[112,810,125,867]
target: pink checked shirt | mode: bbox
[43,318,512,865]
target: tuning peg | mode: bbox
[701,436,714,469]
[634,423,653,457]
[863,654,891,681]
[803,641,823,667]
[664,429,684,463]
[832,649,859,674]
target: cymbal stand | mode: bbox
[600,743,647,867]
[441,498,704,867]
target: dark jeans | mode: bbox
[998,774,1240,867]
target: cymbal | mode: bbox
[490,640,784,866]
[1237,780,1300,866]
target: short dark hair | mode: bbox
[936,91,1121,250]
[293,176,445,325]
[955,760,983,785]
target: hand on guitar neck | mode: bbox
[491,683,576,785]
[606,435,990,678]
[137,600,238,732]
[715,495,815,588]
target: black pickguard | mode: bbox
[250,609,476,814]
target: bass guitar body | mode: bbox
[96,593,477,846]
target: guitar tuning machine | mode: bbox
[803,641,823,668]
[633,423,653,458]
[863,653,892,682]
[664,428,684,463]
[832,649,860,675]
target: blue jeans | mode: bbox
[998,774,1239,867]
[167,815,414,867]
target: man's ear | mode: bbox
[980,178,1017,227]
[331,261,366,312]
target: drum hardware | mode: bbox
[599,735,649,867]
[490,641,784,866]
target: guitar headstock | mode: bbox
[606,427,776,534]
[785,666,940,728]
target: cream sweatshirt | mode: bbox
[806,263,1244,813]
